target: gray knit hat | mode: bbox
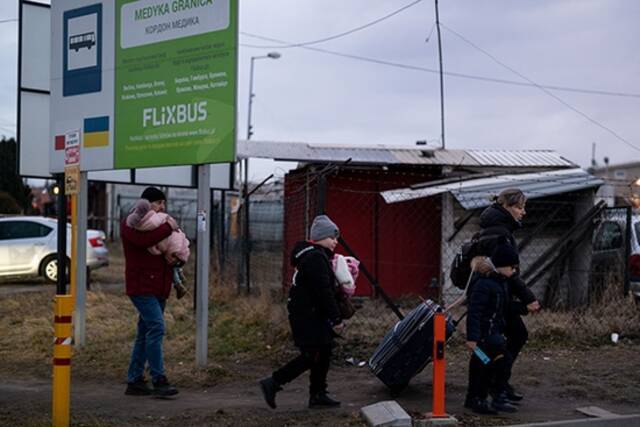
[310,215,339,241]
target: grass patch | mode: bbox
[0,280,290,385]
[526,284,640,345]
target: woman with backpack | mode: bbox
[473,188,541,402]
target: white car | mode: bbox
[0,216,109,283]
[592,214,640,304]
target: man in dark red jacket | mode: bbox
[122,187,179,397]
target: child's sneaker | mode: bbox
[175,282,187,300]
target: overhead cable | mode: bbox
[241,0,423,49]
[241,33,640,99]
[440,23,640,152]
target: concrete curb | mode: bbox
[506,414,640,427]
[360,401,412,427]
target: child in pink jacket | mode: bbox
[126,199,190,299]
[332,254,360,296]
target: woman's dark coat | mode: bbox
[476,203,536,314]
[287,241,342,347]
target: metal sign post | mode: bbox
[75,172,88,346]
[196,164,211,367]
[52,127,82,427]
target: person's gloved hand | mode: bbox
[332,322,346,334]
[527,300,541,312]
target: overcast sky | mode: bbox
[3,1,639,182]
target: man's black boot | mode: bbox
[463,394,474,409]
[469,397,498,415]
[259,376,282,409]
[505,383,524,401]
[125,377,152,396]
[309,391,341,408]
[491,393,519,413]
[152,375,179,397]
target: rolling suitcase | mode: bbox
[368,299,456,395]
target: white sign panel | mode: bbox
[21,2,50,92]
[19,91,51,178]
[67,13,99,70]
[65,130,81,166]
[50,0,115,173]
[120,0,229,49]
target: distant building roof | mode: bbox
[590,160,640,174]
[381,168,603,209]
[237,140,575,169]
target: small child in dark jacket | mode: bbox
[465,241,520,415]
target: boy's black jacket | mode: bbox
[466,271,509,342]
[287,241,342,347]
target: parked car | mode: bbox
[0,216,108,283]
[591,214,640,304]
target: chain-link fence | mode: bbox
[236,165,636,345]
[102,165,636,350]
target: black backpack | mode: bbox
[449,238,480,291]
[449,232,513,290]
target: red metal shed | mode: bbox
[284,165,442,299]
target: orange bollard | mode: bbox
[431,311,447,417]
[424,308,456,425]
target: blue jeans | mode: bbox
[127,296,166,383]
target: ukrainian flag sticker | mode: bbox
[83,116,109,148]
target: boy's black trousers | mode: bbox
[272,345,332,395]
[467,336,513,399]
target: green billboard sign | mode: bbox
[114,0,237,169]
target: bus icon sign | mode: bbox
[69,32,96,52]
[63,4,102,97]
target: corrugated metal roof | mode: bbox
[466,150,573,168]
[381,168,604,209]
[237,140,575,168]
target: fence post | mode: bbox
[317,174,326,215]
[245,189,251,293]
[220,190,226,276]
[624,205,632,296]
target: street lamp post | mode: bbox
[246,51,281,141]
[241,51,280,293]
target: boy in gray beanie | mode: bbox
[259,214,344,409]
[310,215,339,241]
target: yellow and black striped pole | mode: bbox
[52,284,73,426]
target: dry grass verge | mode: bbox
[526,286,640,346]
[0,282,290,385]
[1,270,638,385]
